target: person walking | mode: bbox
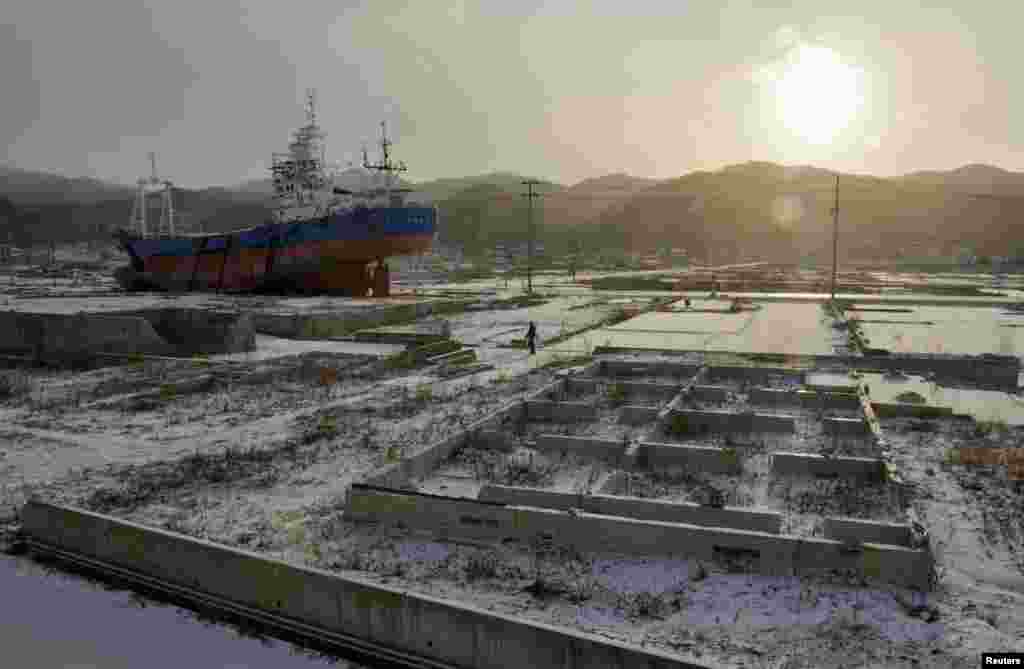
[525,321,537,355]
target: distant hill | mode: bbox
[593,162,1024,263]
[901,164,1024,197]
[0,166,135,206]
[542,173,659,226]
[4,162,1024,263]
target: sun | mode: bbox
[774,45,864,145]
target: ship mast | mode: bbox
[362,121,408,203]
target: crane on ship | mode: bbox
[127,152,177,239]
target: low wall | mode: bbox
[585,494,782,534]
[364,401,526,488]
[478,485,782,534]
[525,400,597,422]
[345,486,932,590]
[657,367,709,422]
[470,429,523,452]
[534,434,627,462]
[619,405,660,426]
[855,353,1020,390]
[823,417,872,436]
[704,366,803,386]
[478,485,585,511]
[823,517,913,547]
[21,501,702,669]
[771,452,886,481]
[748,388,861,411]
[638,442,742,475]
[562,378,680,403]
[690,385,731,402]
[596,471,628,495]
[599,359,701,380]
[665,410,796,435]
[870,402,954,419]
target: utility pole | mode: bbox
[831,173,840,300]
[522,179,542,294]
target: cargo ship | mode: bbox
[114,90,437,296]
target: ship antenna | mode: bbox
[306,88,317,126]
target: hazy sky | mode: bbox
[2,1,1020,188]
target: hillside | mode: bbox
[591,162,1024,263]
[0,166,135,206]
[3,162,1023,263]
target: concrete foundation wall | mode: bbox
[470,429,522,452]
[525,400,598,422]
[478,485,586,511]
[585,494,782,534]
[596,471,628,495]
[534,435,627,462]
[21,501,701,669]
[364,402,526,488]
[823,417,872,436]
[345,487,932,590]
[705,366,803,386]
[619,405,660,426]
[748,388,861,411]
[599,360,701,380]
[856,354,1020,390]
[870,403,954,419]
[478,485,782,534]
[772,452,885,480]
[690,385,731,402]
[638,442,742,475]
[666,410,796,435]
[824,517,913,547]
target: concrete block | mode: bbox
[823,517,913,547]
[772,451,886,481]
[638,442,742,475]
[823,417,872,436]
[619,405,660,426]
[534,434,627,462]
[21,501,703,669]
[524,400,597,422]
